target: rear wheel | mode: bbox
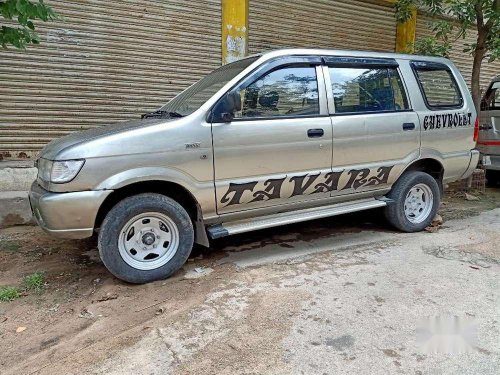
[384,171,440,232]
[98,193,194,283]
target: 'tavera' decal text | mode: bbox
[220,166,394,206]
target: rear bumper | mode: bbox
[29,182,112,239]
[461,149,480,179]
[479,154,500,171]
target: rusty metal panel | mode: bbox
[416,13,500,93]
[0,0,221,159]
[249,0,396,54]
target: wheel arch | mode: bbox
[94,180,210,247]
[402,158,444,190]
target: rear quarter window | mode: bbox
[412,62,463,109]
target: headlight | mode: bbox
[37,159,85,183]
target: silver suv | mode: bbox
[478,76,500,185]
[29,49,479,283]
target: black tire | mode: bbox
[98,193,194,284]
[384,171,440,232]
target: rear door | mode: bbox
[323,57,420,196]
[479,80,500,153]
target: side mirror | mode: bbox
[213,90,241,123]
[226,90,242,112]
[480,100,488,111]
[220,112,234,123]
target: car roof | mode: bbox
[248,48,454,65]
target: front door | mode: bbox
[323,58,420,196]
[212,62,333,215]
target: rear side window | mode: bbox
[329,67,409,114]
[412,63,463,108]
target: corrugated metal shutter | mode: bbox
[416,13,500,92]
[0,0,221,159]
[249,0,396,54]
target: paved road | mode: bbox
[90,209,500,375]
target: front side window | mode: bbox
[329,67,409,113]
[413,65,462,108]
[235,66,319,119]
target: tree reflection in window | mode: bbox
[330,67,409,113]
[237,67,319,119]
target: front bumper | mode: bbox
[29,182,112,239]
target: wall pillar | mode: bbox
[395,6,417,53]
[222,0,249,65]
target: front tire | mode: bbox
[98,193,194,284]
[384,171,440,232]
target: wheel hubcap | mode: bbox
[404,183,434,224]
[118,213,179,271]
[141,232,156,246]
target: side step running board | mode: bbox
[207,198,387,239]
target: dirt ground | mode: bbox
[1,188,499,375]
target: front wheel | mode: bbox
[98,193,194,283]
[384,171,440,232]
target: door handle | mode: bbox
[402,122,416,131]
[307,128,324,138]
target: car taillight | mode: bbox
[473,117,479,142]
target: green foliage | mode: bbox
[395,0,416,23]
[395,0,500,62]
[0,240,20,253]
[413,36,451,57]
[23,271,45,292]
[0,272,46,302]
[0,286,21,301]
[411,20,454,57]
[0,0,58,49]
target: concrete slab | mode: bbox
[0,191,33,228]
[0,164,37,192]
[217,230,395,268]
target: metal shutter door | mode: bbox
[0,0,221,159]
[416,13,500,92]
[249,0,396,54]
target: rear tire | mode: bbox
[98,193,194,284]
[384,171,440,232]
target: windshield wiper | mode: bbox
[141,110,184,119]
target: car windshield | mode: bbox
[159,57,259,116]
